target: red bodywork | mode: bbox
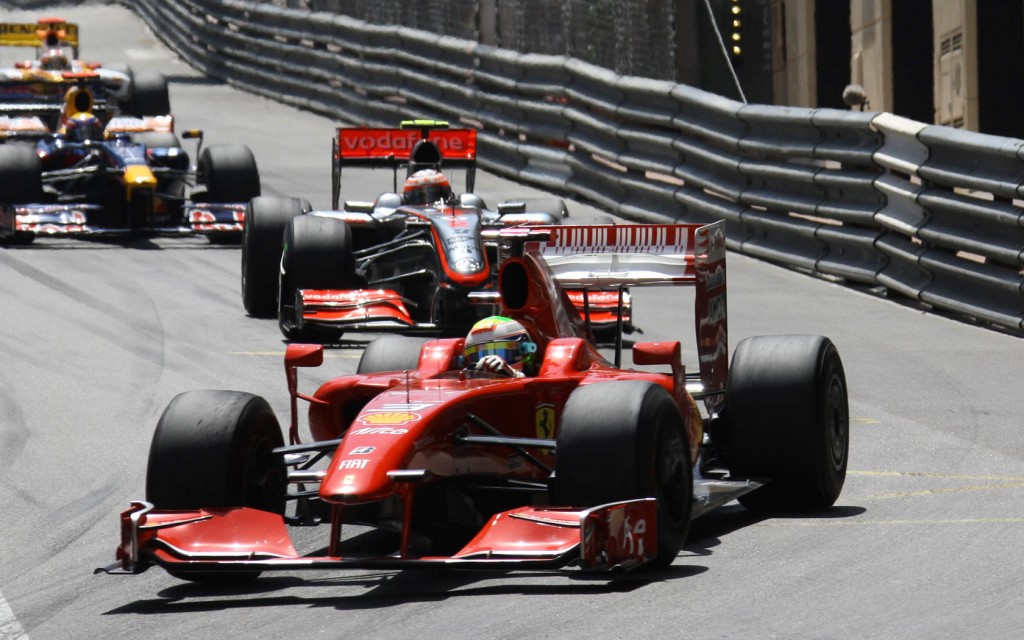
[104,223,728,577]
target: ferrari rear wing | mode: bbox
[534,224,721,287]
[331,121,477,208]
[519,222,728,397]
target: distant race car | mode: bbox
[241,120,631,341]
[0,16,169,126]
[99,221,850,582]
[0,85,260,243]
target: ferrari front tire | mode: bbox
[146,390,285,511]
[146,390,286,583]
[555,381,693,569]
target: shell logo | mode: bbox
[358,412,419,425]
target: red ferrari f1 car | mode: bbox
[100,221,849,582]
[241,121,630,342]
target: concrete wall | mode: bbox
[932,0,977,129]
[850,0,892,112]
[779,0,816,107]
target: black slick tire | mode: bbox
[242,196,307,318]
[357,336,430,374]
[555,381,692,569]
[146,390,286,583]
[723,335,849,511]
[130,70,170,116]
[0,144,43,245]
[278,214,360,343]
[200,144,261,204]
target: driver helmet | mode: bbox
[403,168,452,205]
[39,49,70,71]
[463,316,537,373]
[64,112,103,143]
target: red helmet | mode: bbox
[64,112,103,143]
[403,169,452,205]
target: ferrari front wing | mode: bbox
[97,498,659,577]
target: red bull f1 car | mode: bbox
[99,222,849,582]
[0,17,170,125]
[241,121,630,341]
[0,85,259,244]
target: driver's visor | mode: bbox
[405,184,449,205]
[463,339,536,367]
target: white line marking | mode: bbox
[0,589,28,640]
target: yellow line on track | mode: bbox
[849,470,1024,482]
[853,482,1024,501]
[759,517,1024,527]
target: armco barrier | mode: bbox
[125,0,1024,333]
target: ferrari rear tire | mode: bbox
[357,336,430,374]
[555,381,692,569]
[200,144,261,204]
[146,390,286,583]
[242,196,307,317]
[278,215,361,343]
[723,335,849,511]
[130,70,170,116]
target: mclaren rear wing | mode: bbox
[331,122,477,208]
[521,222,728,397]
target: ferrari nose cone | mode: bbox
[320,443,402,503]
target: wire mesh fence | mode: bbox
[301,0,678,80]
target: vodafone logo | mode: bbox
[340,131,422,153]
[337,128,475,158]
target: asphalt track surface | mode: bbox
[1,5,1023,640]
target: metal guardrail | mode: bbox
[126,0,1024,333]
